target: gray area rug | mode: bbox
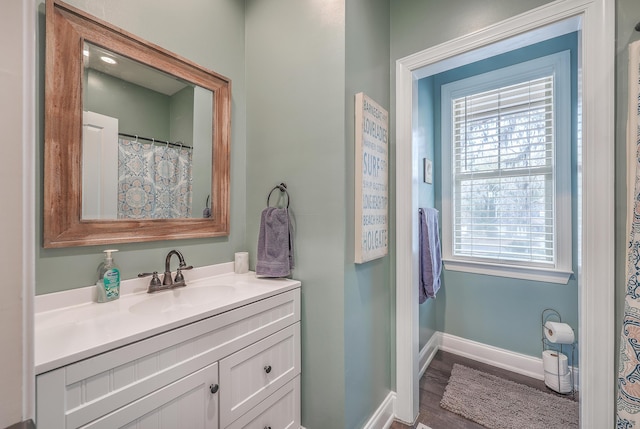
[440,364,578,429]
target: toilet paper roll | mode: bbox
[544,370,573,394]
[544,321,575,344]
[542,350,569,375]
[234,252,249,274]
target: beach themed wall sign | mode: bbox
[355,92,389,263]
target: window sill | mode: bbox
[442,258,573,284]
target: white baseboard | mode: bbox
[361,391,396,429]
[439,332,543,380]
[419,332,440,378]
[432,332,579,389]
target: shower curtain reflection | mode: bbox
[118,138,192,219]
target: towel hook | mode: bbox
[267,183,290,208]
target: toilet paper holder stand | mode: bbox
[541,308,576,397]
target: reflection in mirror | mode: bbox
[81,42,213,220]
[44,0,230,248]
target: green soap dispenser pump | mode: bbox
[96,249,120,303]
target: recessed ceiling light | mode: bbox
[100,56,117,65]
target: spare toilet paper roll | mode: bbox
[542,350,569,375]
[544,321,575,344]
[544,370,572,394]
[234,252,249,274]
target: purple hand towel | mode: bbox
[256,207,294,277]
[419,207,442,303]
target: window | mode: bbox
[441,51,572,283]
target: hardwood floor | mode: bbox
[390,350,578,429]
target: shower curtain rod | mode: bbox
[118,132,193,150]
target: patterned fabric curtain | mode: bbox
[617,39,640,428]
[118,138,192,219]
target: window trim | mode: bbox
[440,50,573,284]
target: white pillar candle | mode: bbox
[234,252,249,274]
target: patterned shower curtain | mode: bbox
[617,39,640,428]
[117,138,193,219]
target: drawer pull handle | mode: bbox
[209,384,219,394]
[264,365,272,374]
[264,426,272,429]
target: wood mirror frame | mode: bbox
[44,0,231,248]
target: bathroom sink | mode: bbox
[129,285,236,315]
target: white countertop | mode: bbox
[35,263,300,374]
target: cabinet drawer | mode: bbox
[220,323,301,428]
[226,376,300,429]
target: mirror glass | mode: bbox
[81,42,213,220]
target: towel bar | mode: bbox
[267,183,290,208]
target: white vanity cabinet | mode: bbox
[36,288,301,429]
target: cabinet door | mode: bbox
[80,363,219,429]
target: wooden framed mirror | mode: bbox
[44,0,231,248]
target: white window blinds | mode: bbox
[451,76,555,264]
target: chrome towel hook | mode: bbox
[267,183,290,208]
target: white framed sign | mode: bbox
[355,93,388,263]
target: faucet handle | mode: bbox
[139,272,167,293]
[174,269,186,287]
[173,264,193,287]
[138,272,162,287]
[150,272,162,287]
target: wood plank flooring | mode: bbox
[390,350,578,429]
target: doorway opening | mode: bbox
[394,1,614,427]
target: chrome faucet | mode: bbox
[138,249,193,293]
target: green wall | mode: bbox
[169,85,195,147]
[247,1,394,426]
[344,0,391,428]
[86,69,197,145]
[244,1,348,427]
[389,0,554,61]
[35,0,247,294]
[85,69,171,140]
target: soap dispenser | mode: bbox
[96,249,120,303]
